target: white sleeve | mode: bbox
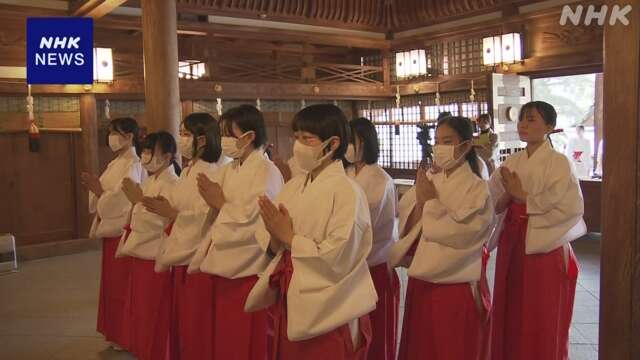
[95,163,141,220]
[290,189,371,285]
[421,181,493,249]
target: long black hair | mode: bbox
[109,117,140,155]
[182,112,222,163]
[436,116,481,178]
[141,131,182,176]
[292,104,350,160]
[350,117,379,165]
[221,105,268,149]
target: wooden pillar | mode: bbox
[77,94,99,237]
[181,100,193,118]
[382,50,391,89]
[141,0,180,137]
[601,2,640,359]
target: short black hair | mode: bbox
[478,113,492,124]
[437,116,481,178]
[220,105,268,148]
[292,104,350,160]
[109,117,140,153]
[519,101,557,128]
[350,117,379,165]
[437,111,452,121]
[182,112,222,163]
[142,131,182,176]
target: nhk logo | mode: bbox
[560,4,632,26]
[27,17,93,84]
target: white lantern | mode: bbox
[93,48,113,83]
[395,52,407,79]
[483,33,522,66]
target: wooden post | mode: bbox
[601,2,640,359]
[382,50,391,89]
[77,94,99,237]
[141,0,181,138]
[181,100,193,118]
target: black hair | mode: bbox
[109,117,140,154]
[220,105,268,149]
[350,117,379,165]
[519,101,557,128]
[436,116,481,178]
[577,125,585,131]
[437,111,453,121]
[182,112,222,163]
[292,104,350,160]
[141,131,182,176]
[478,113,492,124]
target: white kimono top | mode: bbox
[346,164,398,267]
[490,141,587,254]
[191,150,284,278]
[155,158,224,268]
[89,147,145,239]
[389,162,494,283]
[245,161,377,341]
[117,166,179,260]
[565,136,593,179]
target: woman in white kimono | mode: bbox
[144,113,224,360]
[490,101,585,360]
[81,117,145,350]
[189,105,283,359]
[116,131,180,360]
[344,117,399,360]
[245,104,377,360]
[389,116,494,360]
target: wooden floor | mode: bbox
[0,235,601,360]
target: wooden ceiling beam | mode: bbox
[0,78,392,100]
[71,0,128,18]
[95,15,390,50]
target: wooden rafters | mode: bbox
[71,0,128,18]
[171,0,547,31]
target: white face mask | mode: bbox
[344,144,357,163]
[108,134,126,152]
[221,131,254,159]
[293,138,334,173]
[179,135,194,159]
[141,153,167,173]
[433,141,469,170]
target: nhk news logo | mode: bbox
[560,4,632,26]
[26,17,94,84]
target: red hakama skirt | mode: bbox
[268,251,372,360]
[491,202,579,360]
[171,266,215,360]
[211,274,269,359]
[129,258,173,360]
[367,263,400,360]
[397,248,491,360]
[97,235,132,349]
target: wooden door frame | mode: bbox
[600,1,640,359]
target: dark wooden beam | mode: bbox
[95,15,390,50]
[71,0,128,18]
[0,79,391,100]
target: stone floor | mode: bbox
[0,235,601,360]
